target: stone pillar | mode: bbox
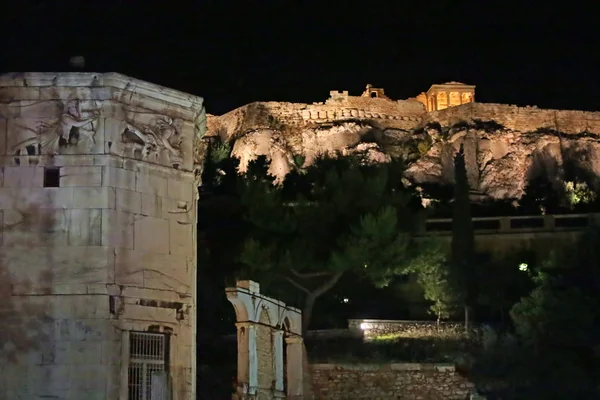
[446,91,451,108]
[285,336,305,399]
[273,331,285,393]
[235,322,258,398]
[499,217,511,233]
[543,215,556,231]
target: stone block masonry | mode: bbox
[311,363,474,400]
[0,72,206,400]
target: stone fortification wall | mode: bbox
[425,102,600,134]
[209,97,425,140]
[311,363,474,400]
[325,93,426,117]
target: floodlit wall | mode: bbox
[0,72,205,399]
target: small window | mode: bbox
[43,168,60,187]
[128,332,169,400]
[370,92,377,98]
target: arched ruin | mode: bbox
[226,280,304,399]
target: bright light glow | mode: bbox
[342,298,349,303]
[519,263,528,272]
[360,322,371,330]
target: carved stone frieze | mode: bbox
[9,98,102,156]
[1,72,206,172]
[122,115,184,168]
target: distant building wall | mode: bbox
[418,213,594,257]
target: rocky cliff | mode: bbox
[206,98,600,200]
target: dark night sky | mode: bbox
[1,2,598,115]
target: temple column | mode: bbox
[446,91,451,108]
[285,336,304,399]
[273,331,285,395]
[234,322,258,399]
[433,93,438,110]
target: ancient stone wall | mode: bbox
[324,95,426,117]
[424,102,600,134]
[0,72,205,399]
[209,97,425,141]
[310,363,474,400]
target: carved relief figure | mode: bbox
[122,116,184,166]
[12,98,102,155]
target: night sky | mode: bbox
[1,2,598,115]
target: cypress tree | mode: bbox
[451,144,475,332]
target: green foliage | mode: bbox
[293,154,305,168]
[416,140,431,155]
[510,276,596,349]
[209,140,231,165]
[471,228,600,398]
[407,241,460,322]
[237,155,422,330]
[475,251,535,323]
[520,174,563,214]
[563,180,596,207]
[201,138,235,191]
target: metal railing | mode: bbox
[420,213,600,236]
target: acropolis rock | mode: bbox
[207,82,600,200]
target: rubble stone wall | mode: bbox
[347,319,469,339]
[310,363,474,400]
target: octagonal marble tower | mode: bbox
[0,73,206,399]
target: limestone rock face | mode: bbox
[207,100,600,200]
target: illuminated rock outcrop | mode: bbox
[206,83,600,200]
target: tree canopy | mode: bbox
[237,155,426,332]
[472,228,600,399]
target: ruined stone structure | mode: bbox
[0,73,206,399]
[226,280,304,400]
[414,81,476,112]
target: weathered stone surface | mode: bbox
[1,72,204,399]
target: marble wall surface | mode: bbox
[0,72,205,400]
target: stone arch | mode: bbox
[281,316,292,332]
[226,296,250,324]
[225,280,304,399]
